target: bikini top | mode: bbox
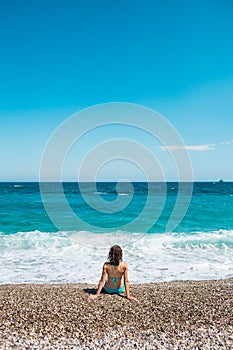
[110,265,122,286]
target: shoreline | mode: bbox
[0,279,232,349]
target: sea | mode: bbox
[0,182,233,284]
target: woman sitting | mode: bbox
[88,245,137,302]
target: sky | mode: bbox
[0,0,233,181]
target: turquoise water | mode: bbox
[1,182,233,233]
[0,182,233,283]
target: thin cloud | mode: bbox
[221,139,233,145]
[159,144,215,151]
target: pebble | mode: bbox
[0,279,232,349]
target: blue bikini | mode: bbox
[104,282,125,294]
[104,265,125,294]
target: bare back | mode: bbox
[104,262,126,289]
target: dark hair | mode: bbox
[108,245,122,266]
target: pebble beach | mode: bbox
[0,279,232,349]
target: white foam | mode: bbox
[0,230,232,284]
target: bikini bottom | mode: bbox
[104,282,125,294]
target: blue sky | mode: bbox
[0,0,232,181]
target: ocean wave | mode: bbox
[0,229,232,284]
[0,229,232,251]
[94,191,129,196]
[0,230,72,251]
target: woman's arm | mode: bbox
[88,263,107,300]
[123,263,138,302]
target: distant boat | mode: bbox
[219,178,224,183]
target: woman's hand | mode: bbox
[88,294,98,301]
[127,296,139,302]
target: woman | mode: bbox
[88,245,137,302]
